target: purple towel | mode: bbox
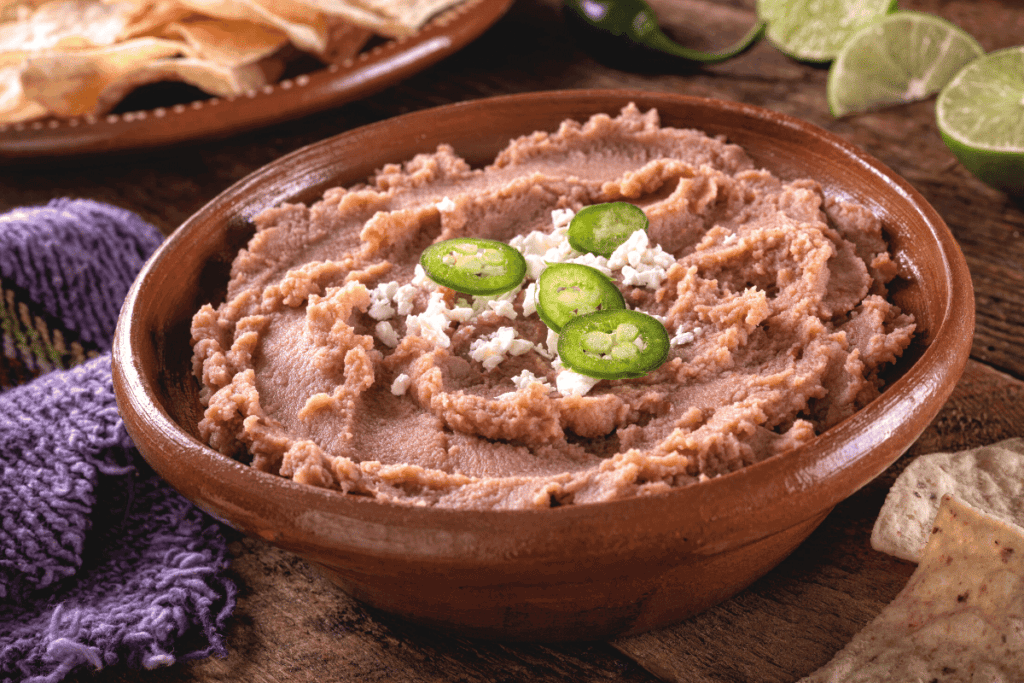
[1,199,235,683]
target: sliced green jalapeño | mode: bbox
[420,237,526,295]
[558,309,669,380]
[568,202,649,256]
[536,263,625,332]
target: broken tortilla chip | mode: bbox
[872,437,1024,562]
[0,0,133,53]
[116,0,193,40]
[171,0,330,55]
[0,63,47,122]
[285,0,466,38]
[19,36,188,116]
[350,0,469,33]
[800,495,1024,682]
[165,17,288,67]
[92,56,275,111]
[320,15,371,63]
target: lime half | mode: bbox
[936,46,1024,195]
[756,0,896,63]
[827,11,984,118]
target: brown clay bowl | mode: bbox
[112,89,974,642]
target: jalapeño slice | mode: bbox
[420,237,526,295]
[558,309,669,380]
[568,202,649,257]
[536,263,625,332]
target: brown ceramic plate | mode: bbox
[112,90,974,642]
[0,0,511,162]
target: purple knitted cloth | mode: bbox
[0,200,235,683]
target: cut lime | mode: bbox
[756,0,897,63]
[827,11,984,117]
[936,46,1024,195]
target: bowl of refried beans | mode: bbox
[112,89,974,641]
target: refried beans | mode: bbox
[190,104,915,510]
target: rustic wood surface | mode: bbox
[5,0,1022,681]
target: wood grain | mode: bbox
[71,537,659,683]
[7,0,1023,681]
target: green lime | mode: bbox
[827,11,984,117]
[936,46,1024,195]
[756,0,897,63]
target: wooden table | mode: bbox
[5,0,1022,680]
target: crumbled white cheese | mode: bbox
[671,325,702,347]
[496,369,555,399]
[568,251,612,276]
[436,196,456,212]
[523,255,547,281]
[391,373,411,396]
[510,369,552,392]
[606,229,675,290]
[521,282,538,317]
[620,264,662,289]
[723,233,738,245]
[404,291,452,348]
[545,328,560,358]
[444,303,475,323]
[468,284,521,321]
[549,352,600,397]
[368,298,395,321]
[556,368,600,397]
[469,326,533,371]
[366,281,399,321]
[394,283,419,316]
[487,298,517,320]
[375,321,399,347]
[509,225,565,256]
[411,263,437,290]
[509,209,582,280]
[551,208,575,230]
[508,208,628,280]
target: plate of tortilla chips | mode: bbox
[0,0,512,160]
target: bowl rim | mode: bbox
[112,88,974,554]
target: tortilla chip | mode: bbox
[115,0,192,39]
[320,15,371,63]
[872,437,1024,562]
[18,37,188,115]
[351,0,466,31]
[92,56,272,112]
[800,496,1024,682]
[0,62,47,122]
[0,0,133,53]
[166,17,288,67]
[280,0,407,38]
[172,0,330,55]
[0,1,30,24]
[281,0,465,39]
